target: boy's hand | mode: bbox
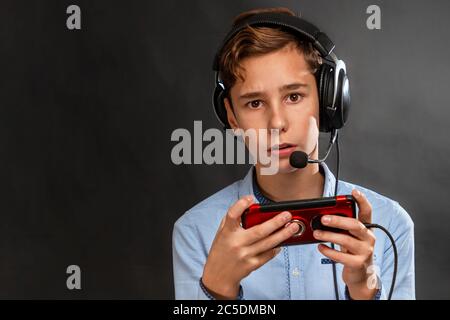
[202,195,300,299]
[313,189,378,300]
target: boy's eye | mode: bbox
[287,93,302,103]
[247,100,262,109]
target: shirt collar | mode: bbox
[238,162,337,204]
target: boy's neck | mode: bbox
[255,162,325,202]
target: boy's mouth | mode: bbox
[268,143,297,151]
[268,143,298,157]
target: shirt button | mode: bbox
[292,267,300,277]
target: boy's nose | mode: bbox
[268,107,288,132]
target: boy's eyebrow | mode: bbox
[280,83,309,91]
[238,83,309,100]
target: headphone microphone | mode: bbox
[289,151,309,169]
[289,129,338,169]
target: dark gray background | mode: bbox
[0,0,448,299]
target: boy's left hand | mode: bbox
[313,189,378,300]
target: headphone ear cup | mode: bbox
[331,69,350,129]
[317,64,326,132]
[213,85,231,129]
[318,63,334,132]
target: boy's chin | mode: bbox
[257,158,299,175]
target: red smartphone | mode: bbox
[241,195,357,246]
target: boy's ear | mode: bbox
[224,97,239,130]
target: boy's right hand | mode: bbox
[201,195,300,299]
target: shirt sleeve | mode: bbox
[172,215,245,300]
[172,216,209,299]
[344,282,383,300]
[199,277,244,300]
[380,202,415,299]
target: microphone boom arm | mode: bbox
[307,129,338,164]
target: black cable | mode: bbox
[330,243,340,300]
[363,223,398,300]
[331,223,398,300]
[329,132,398,300]
[334,131,339,198]
[331,131,340,299]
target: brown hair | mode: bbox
[218,7,322,93]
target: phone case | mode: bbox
[241,195,357,246]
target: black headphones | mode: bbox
[212,12,350,133]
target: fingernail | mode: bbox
[281,211,291,220]
[247,195,254,202]
[354,189,361,197]
[290,223,299,233]
[322,216,331,224]
[314,230,322,237]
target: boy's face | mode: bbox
[224,44,320,174]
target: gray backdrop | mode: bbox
[0,0,449,299]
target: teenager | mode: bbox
[172,7,415,300]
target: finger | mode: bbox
[248,220,300,254]
[352,189,372,225]
[248,247,282,270]
[321,215,372,241]
[245,211,293,244]
[317,244,364,269]
[313,230,366,254]
[218,216,226,231]
[225,195,255,229]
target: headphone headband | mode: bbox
[211,11,350,133]
[212,12,336,71]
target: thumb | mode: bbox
[352,189,372,225]
[224,195,255,230]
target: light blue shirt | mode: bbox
[172,162,415,299]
